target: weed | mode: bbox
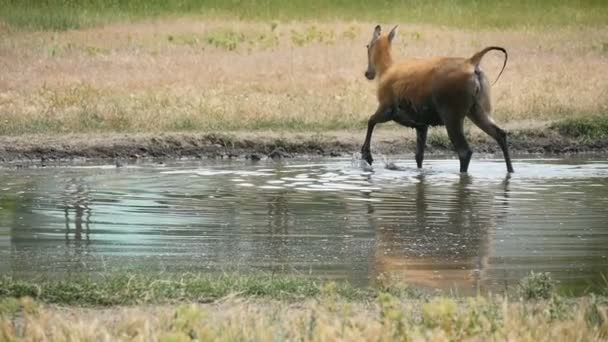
[422,297,459,331]
[291,26,335,46]
[0,298,20,317]
[518,271,557,300]
[204,30,246,51]
[464,297,502,335]
[546,295,570,321]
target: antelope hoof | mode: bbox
[361,152,374,165]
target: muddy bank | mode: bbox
[0,128,606,165]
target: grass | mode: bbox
[551,116,608,141]
[0,274,425,306]
[1,19,607,136]
[1,297,606,341]
[0,272,602,306]
[1,0,607,31]
[518,272,558,300]
[1,273,608,340]
[0,4,607,146]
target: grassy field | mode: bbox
[0,1,607,140]
[2,0,607,31]
[1,273,608,340]
[1,21,606,136]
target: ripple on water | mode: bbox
[0,157,607,294]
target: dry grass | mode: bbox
[2,295,608,341]
[1,20,607,135]
[1,273,606,340]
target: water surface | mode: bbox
[1,156,607,294]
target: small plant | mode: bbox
[422,297,458,331]
[378,292,408,339]
[270,20,279,32]
[584,295,607,334]
[464,297,502,335]
[546,295,570,321]
[320,281,338,297]
[0,298,20,317]
[518,271,557,300]
[290,26,335,46]
[256,32,279,50]
[204,30,246,51]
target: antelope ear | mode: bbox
[388,25,399,42]
[373,25,382,39]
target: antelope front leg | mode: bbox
[361,106,392,165]
[415,125,428,168]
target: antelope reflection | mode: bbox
[63,180,92,246]
[370,174,511,293]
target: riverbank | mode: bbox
[0,123,606,165]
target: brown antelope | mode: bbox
[361,25,514,173]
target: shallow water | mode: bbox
[1,156,607,294]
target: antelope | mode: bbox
[361,25,514,173]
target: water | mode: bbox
[1,156,607,294]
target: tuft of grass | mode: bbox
[427,130,452,149]
[204,30,247,51]
[551,116,608,141]
[0,298,21,317]
[518,271,557,300]
[290,26,335,46]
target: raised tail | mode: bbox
[468,46,507,86]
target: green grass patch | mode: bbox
[551,115,608,141]
[1,0,607,31]
[0,272,602,307]
[0,274,424,306]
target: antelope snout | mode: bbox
[364,70,375,80]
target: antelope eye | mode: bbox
[366,44,369,48]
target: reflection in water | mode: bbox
[0,158,607,294]
[63,180,92,246]
[370,174,510,293]
[266,192,291,271]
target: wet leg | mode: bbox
[361,105,392,165]
[415,125,428,168]
[444,117,473,173]
[468,106,514,173]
